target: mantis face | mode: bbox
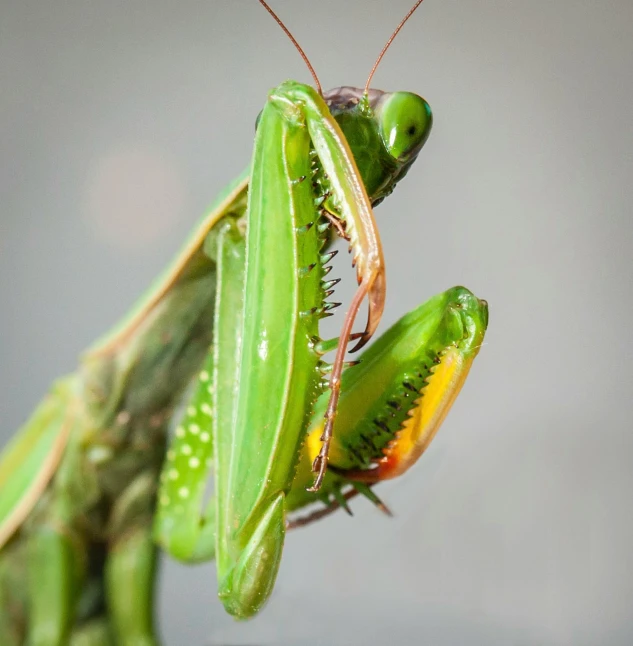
[325,87,433,205]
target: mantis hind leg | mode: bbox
[105,471,160,646]
[105,524,159,646]
[26,525,86,646]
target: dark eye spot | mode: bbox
[407,125,417,136]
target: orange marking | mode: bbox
[375,346,475,480]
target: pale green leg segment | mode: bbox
[104,471,160,646]
[105,525,158,646]
[215,83,329,619]
[26,526,84,646]
[154,217,245,563]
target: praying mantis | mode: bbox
[0,1,488,644]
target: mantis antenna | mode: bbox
[364,0,426,93]
[258,0,323,96]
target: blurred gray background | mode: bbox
[1,1,632,644]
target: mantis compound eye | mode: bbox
[378,91,432,162]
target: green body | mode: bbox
[0,76,488,643]
[155,81,437,619]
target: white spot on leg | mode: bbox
[168,468,179,481]
[201,403,212,416]
[258,338,268,360]
[199,370,210,382]
[181,444,192,456]
[178,487,190,499]
[187,406,196,417]
[189,423,200,435]
[189,456,200,469]
[175,426,185,438]
[200,432,210,443]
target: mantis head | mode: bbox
[324,86,432,206]
[258,0,431,207]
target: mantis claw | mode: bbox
[309,275,380,491]
[350,266,386,353]
[307,451,328,492]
